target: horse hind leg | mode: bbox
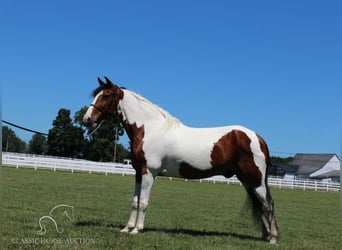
[245,184,279,244]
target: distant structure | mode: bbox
[270,153,340,182]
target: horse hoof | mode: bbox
[130,228,139,235]
[120,227,130,233]
[269,237,277,244]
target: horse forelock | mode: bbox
[92,84,109,97]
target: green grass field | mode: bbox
[1,166,340,249]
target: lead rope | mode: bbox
[87,120,105,137]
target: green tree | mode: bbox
[74,106,129,162]
[47,109,85,157]
[28,133,47,154]
[2,126,26,153]
[114,143,131,163]
[73,106,89,133]
[270,156,294,164]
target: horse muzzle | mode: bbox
[83,115,98,130]
[83,113,106,136]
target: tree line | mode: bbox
[2,107,130,162]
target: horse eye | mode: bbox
[102,95,109,100]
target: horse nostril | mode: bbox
[84,116,91,124]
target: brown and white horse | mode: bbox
[83,77,279,243]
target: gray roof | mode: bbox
[291,154,337,175]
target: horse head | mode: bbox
[83,77,123,134]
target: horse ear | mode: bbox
[98,77,105,86]
[104,76,115,87]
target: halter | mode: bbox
[90,103,108,114]
[90,91,117,117]
[87,90,119,137]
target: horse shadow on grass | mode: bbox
[74,220,261,242]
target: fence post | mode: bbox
[15,156,19,168]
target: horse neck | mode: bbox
[118,90,169,129]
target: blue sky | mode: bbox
[1,0,341,157]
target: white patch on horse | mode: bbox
[242,129,268,199]
[84,90,103,123]
[96,88,267,183]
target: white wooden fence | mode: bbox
[2,152,340,192]
[2,152,135,176]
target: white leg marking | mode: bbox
[120,182,141,233]
[131,170,155,234]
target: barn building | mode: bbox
[293,154,340,182]
[269,154,340,182]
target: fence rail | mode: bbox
[2,152,340,192]
[2,152,135,176]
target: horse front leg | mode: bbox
[120,178,141,233]
[130,169,155,234]
[120,169,155,234]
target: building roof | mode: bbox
[291,153,339,176]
